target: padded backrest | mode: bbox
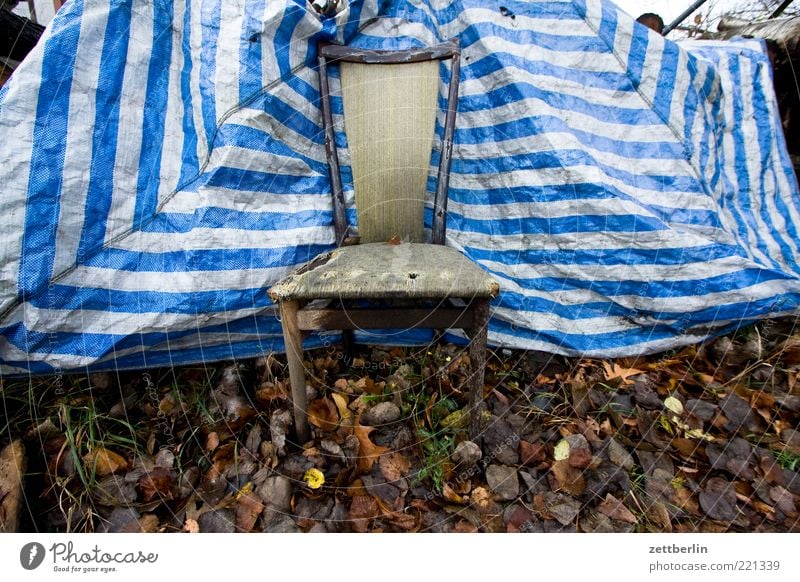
[318,41,460,246]
[340,60,438,243]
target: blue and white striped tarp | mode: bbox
[1,0,798,374]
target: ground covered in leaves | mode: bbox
[2,318,800,533]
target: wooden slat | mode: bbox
[296,307,476,331]
[319,40,459,64]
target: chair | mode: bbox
[268,39,499,444]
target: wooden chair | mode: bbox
[268,39,499,444]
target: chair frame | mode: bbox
[274,39,493,444]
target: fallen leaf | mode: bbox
[353,421,390,474]
[553,439,570,461]
[308,397,339,432]
[83,447,128,477]
[598,493,638,524]
[379,453,411,482]
[331,393,352,427]
[138,466,176,503]
[349,495,380,532]
[442,482,465,504]
[235,491,264,532]
[550,459,585,496]
[664,396,684,415]
[519,440,546,465]
[304,468,325,490]
[602,361,645,385]
[205,432,219,452]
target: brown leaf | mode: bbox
[349,495,380,532]
[550,459,585,496]
[308,397,339,432]
[454,519,479,533]
[568,447,592,469]
[379,452,411,483]
[353,422,390,474]
[442,482,465,504]
[83,447,128,477]
[205,432,219,452]
[519,440,546,466]
[138,466,175,502]
[598,493,638,524]
[235,491,264,532]
[602,361,645,385]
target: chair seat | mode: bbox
[268,242,499,302]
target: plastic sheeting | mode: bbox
[1,0,798,373]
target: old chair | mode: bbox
[268,39,499,444]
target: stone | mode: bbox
[519,440,546,465]
[486,464,519,501]
[685,399,718,422]
[451,441,482,467]
[633,379,663,410]
[543,491,581,526]
[606,438,635,470]
[483,417,520,465]
[263,515,300,533]
[198,508,236,533]
[363,402,401,426]
[257,475,293,510]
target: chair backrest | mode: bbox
[318,40,460,246]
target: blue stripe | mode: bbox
[17,0,84,300]
[465,243,745,267]
[199,0,221,148]
[178,1,201,189]
[239,0,264,101]
[81,243,332,272]
[132,2,175,228]
[76,1,133,263]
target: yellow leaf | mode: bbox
[685,428,715,442]
[304,468,325,489]
[332,392,352,427]
[553,439,570,461]
[83,447,128,477]
[440,409,468,429]
[664,396,684,415]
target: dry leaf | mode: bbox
[553,439,570,461]
[138,466,175,502]
[602,361,645,385]
[379,452,411,482]
[308,397,339,432]
[353,422,390,474]
[304,468,325,490]
[550,459,585,496]
[349,495,380,532]
[598,493,638,524]
[83,447,128,477]
[332,393,353,427]
[235,491,264,532]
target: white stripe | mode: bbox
[51,4,109,276]
[103,0,154,244]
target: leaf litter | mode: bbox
[2,319,800,532]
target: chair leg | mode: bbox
[467,299,490,443]
[280,300,310,444]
